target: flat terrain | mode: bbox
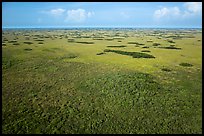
[2,28,202,134]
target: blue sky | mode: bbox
[2,2,202,28]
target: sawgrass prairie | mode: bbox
[2,28,202,134]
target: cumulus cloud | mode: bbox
[154,7,180,19]
[65,9,94,23]
[154,7,169,19]
[183,2,202,18]
[87,11,95,17]
[41,8,65,17]
[50,8,65,16]
[184,2,202,14]
[40,8,94,23]
[154,2,201,20]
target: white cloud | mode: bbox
[41,8,65,16]
[40,8,94,23]
[183,2,202,18]
[65,9,94,23]
[184,2,202,14]
[154,7,169,19]
[154,7,180,19]
[87,11,95,17]
[172,7,181,16]
[154,2,201,20]
[50,8,65,16]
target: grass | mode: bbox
[2,56,21,69]
[2,28,202,134]
[104,49,155,58]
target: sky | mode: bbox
[2,2,202,28]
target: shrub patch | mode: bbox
[104,49,155,58]
[179,63,193,67]
[96,52,105,55]
[107,45,126,48]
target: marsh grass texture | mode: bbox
[2,28,202,134]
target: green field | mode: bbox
[2,28,202,134]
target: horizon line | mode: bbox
[2,26,202,29]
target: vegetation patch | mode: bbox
[158,46,181,50]
[104,49,155,58]
[167,40,175,43]
[161,68,172,72]
[96,52,105,55]
[141,50,151,52]
[76,41,94,44]
[127,42,138,44]
[107,45,126,48]
[38,42,44,44]
[35,39,44,41]
[79,72,161,97]
[42,49,55,52]
[8,40,17,43]
[24,42,33,45]
[142,46,149,48]
[2,57,20,69]
[2,29,202,134]
[13,43,20,46]
[170,44,176,47]
[105,38,114,41]
[24,48,32,51]
[68,39,75,42]
[93,38,103,40]
[113,37,124,40]
[57,54,78,60]
[128,42,145,46]
[166,35,182,39]
[179,63,193,67]
[3,39,8,42]
[152,43,160,46]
